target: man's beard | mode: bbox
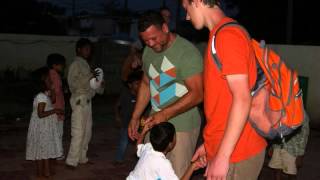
[153,39,168,53]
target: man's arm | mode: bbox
[128,73,151,140]
[205,74,252,179]
[145,73,203,126]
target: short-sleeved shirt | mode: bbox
[143,35,203,132]
[203,17,267,162]
[127,143,179,180]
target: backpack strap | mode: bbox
[211,22,267,94]
[211,22,251,71]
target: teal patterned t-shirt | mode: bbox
[142,35,203,132]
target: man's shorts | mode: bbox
[268,148,297,175]
[227,150,265,180]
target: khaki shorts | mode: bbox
[166,127,200,178]
[227,150,265,180]
[144,127,200,178]
[268,148,297,175]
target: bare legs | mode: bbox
[35,159,55,178]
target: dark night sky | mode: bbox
[79,0,318,45]
[43,0,171,14]
[236,0,319,45]
[2,0,319,45]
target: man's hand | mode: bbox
[205,154,230,180]
[190,159,205,172]
[128,117,140,141]
[192,144,207,168]
[143,111,168,128]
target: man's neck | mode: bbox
[164,32,176,50]
[204,6,226,30]
[76,55,88,61]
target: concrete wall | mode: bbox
[0,34,319,121]
[0,34,84,70]
[0,33,127,94]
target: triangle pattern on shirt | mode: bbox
[175,83,188,97]
[150,81,159,97]
[161,56,174,72]
[160,73,175,87]
[149,64,159,80]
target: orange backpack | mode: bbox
[212,22,304,139]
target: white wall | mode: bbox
[0,34,98,71]
[0,34,319,121]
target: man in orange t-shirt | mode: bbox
[181,0,267,179]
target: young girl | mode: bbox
[26,67,63,178]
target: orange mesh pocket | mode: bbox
[249,87,282,137]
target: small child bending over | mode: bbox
[26,67,63,178]
[127,122,204,180]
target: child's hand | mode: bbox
[190,152,207,171]
[136,125,151,145]
[54,109,64,115]
[141,123,151,135]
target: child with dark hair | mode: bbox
[47,53,66,160]
[127,122,204,180]
[114,70,143,164]
[26,67,63,178]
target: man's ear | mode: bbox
[193,0,201,7]
[161,23,169,34]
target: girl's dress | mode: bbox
[26,92,62,160]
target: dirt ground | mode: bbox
[0,93,320,180]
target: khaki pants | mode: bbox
[227,150,265,180]
[268,148,297,175]
[167,127,200,178]
[66,95,92,167]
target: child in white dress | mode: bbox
[26,67,63,178]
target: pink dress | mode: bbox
[49,69,65,121]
